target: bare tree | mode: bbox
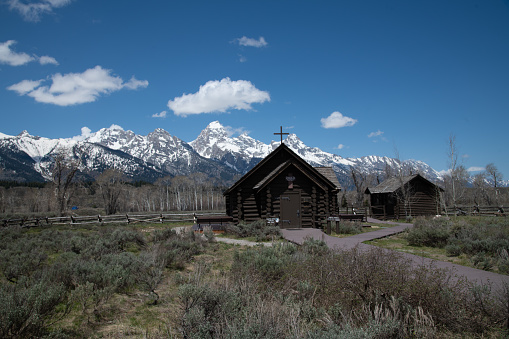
[472,172,491,206]
[443,165,469,209]
[486,163,503,205]
[155,176,173,211]
[51,150,81,216]
[446,133,459,208]
[393,147,415,219]
[349,166,377,208]
[96,169,125,215]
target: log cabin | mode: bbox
[365,174,443,219]
[223,143,341,228]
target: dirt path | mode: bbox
[281,219,509,292]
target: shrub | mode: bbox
[152,227,177,242]
[231,243,296,285]
[335,221,362,235]
[406,217,450,248]
[0,278,69,338]
[445,242,462,257]
[497,249,509,274]
[225,219,281,241]
[178,283,242,338]
[471,252,494,271]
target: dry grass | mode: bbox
[66,240,239,338]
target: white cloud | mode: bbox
[38,55,58,65]
[7,79,43,95]
[124,76,149,90]
[0,40,59,66]
[225,125,249,137]
[0,40,34,66]
[72,126,92,141]
[320,111,357,129]
[7,0,72,22]
[467,166,485,172]
[235,36,268,48]
[335,144,345,150]
[152,110,167,118]
[368,130,384,138]
[108,124,124,131]
[7,65,149,106]
[168,77,270,117]
[238,54,247,63]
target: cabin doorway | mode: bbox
[280,191,301,228]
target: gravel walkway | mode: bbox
[281,218,509,292]
[177,222,509,291]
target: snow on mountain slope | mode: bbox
[0,121,444,185]
[10,131,70,163]
[0,129,165,182]
[190,121,271,160]
[84,125,236,179]
[0,132,14,139]
[189,121,443,185]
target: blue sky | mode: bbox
[1,0,509,178]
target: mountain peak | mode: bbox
[18,130,32,137]
[150,128,170,136]
[207,121,224,130]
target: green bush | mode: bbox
[497,249,509,274]
[179,283,242,338]
[471,252,495,271]
[406,217,450,248]
[335,221,362,235]
[231,243,296,285]
[445,242,462,257]
[0,278,69,338]
[152,227,177,242]
[225,219,281,241]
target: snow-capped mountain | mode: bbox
[1,121,447,187]
[190,121,271,173]
[0,131,165,182]
[190,121,443,187]
[84,126,235,179]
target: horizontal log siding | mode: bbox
[400,192,439,216]
[224,148,339,228]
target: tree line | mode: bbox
[0,143,506,217]
[343,159,506,210]
[0,156,228,217]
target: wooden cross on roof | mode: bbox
[274,126,289,144]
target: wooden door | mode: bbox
[280,191,301,228]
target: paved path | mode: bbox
[281,218,509,292]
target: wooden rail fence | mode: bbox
[1,212,226,228]
[445,205,506,217]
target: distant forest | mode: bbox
[1,162,507,218]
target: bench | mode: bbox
[193,215,233,233]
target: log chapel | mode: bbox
[223,142,341,228]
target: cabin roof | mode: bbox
[365,173,443,194]
[314,167,341,190]
[224,143,341,195]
